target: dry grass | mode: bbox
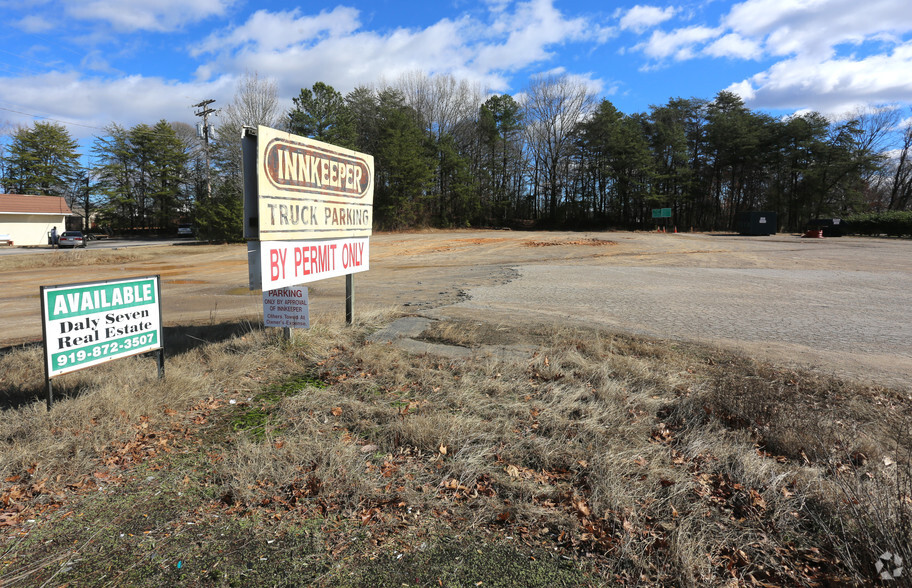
[1,314,910,586]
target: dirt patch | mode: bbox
[451,237,510,245]
[524,238,617,247]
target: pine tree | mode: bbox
[2,121,80,197]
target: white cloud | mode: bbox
[724,0,912,59]
[635,26,720,61]
[623,0,912,117]
[193,0,613,95]
[726,42,912,116]
[473,0,592,71]
[15,15,55,33]
[0,0,618,135]
[630,0,912,66]
[0,71,235,139]
[63,0,235,32]
[196,16,486,95]
[704,33,762,59]
[619,5,676,33]
[193,7,361,56]
[726,79,756,102]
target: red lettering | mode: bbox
[270,249,286,281]
[294,247,303,277]
[342,241,364,268]
[319,244,328,272]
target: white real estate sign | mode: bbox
[41,276,163,378]
[263,286,310,329]
[244,126,374,291]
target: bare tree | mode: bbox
[393,71,483,140]
[888,114,912,210]
[844,106,911,211]
[522,73,596,219]
[849,105,901,154]
[169,121,202,213]
[214,71,281,189]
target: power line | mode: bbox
[0,105,107,131]
[0,104,203,142]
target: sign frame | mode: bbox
[40,275,164,409]
[244,125,374,243]
[243,125,375,325]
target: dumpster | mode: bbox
[735,211,777,236]
[808,218,843,237]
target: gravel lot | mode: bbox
[420,231,912,389]
[2,231,910,389]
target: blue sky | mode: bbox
[1,0,911,144]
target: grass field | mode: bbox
[2,308,910,586]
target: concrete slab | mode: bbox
[366,316,434,343]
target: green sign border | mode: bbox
[41,275,163,379]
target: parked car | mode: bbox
[177,223,194,237]
[58,231,87,248]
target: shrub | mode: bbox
[844,211,912,237]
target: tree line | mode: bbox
[2,71,911,237]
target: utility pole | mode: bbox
[192,99,217,199]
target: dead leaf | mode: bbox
[749,489,766,510]
[331,407,343,417]
[438,444,447,455]
[505,465,520,478]
[572,496,591,517]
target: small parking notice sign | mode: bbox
[263,286,309,329]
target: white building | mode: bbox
[0,194,74,246]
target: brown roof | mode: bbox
[0,194,74,215]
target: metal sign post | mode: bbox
[346,274,354,325]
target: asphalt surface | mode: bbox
[0,238,190,255]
